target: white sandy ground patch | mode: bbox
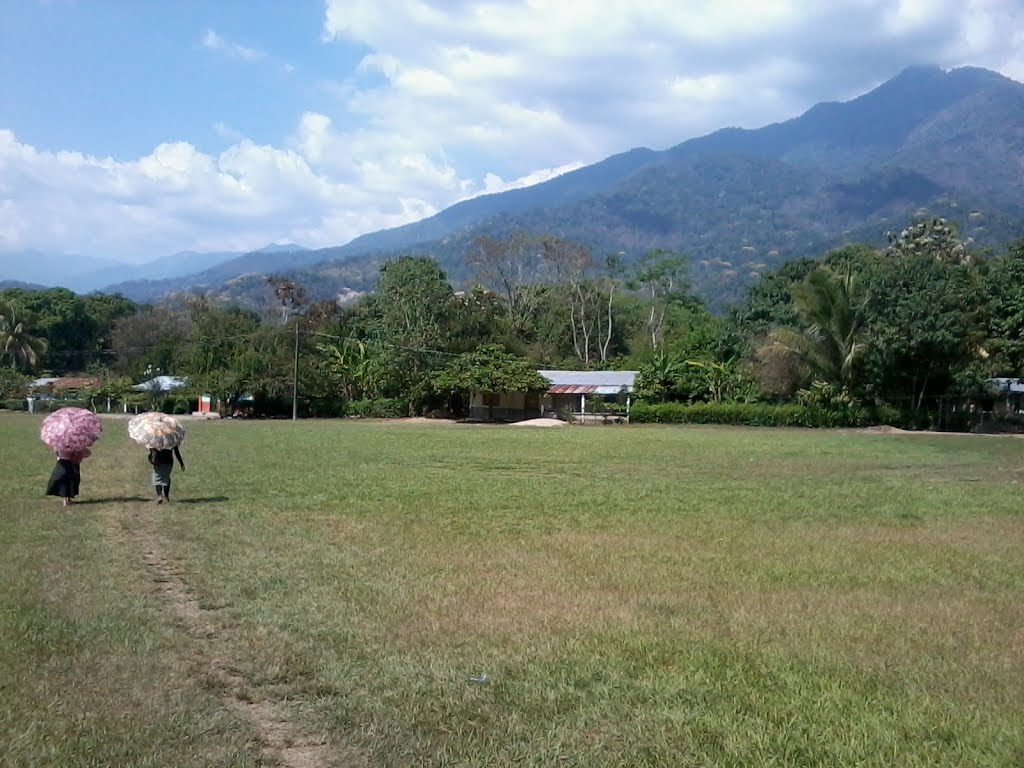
[510,417,567,428]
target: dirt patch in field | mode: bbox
[859,425,1024,438]
[115,504,360,768]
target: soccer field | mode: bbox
[2,413,1022,767]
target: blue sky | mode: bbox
[3,2,365,158]
[1,0,1022,265]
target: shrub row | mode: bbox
[249,398,412,419]
[155,397,194,415]
[630,401,907,428]
[1,397,194,415]
[25,398,91,414]
[305,398,347,418]
[344,398,410,418]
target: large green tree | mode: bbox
[355,256,461,406]
[174,298,286,409]
[862,222,984,411]
[980,238,1024,375]
[431,344,548,414]
[110,306,189,378]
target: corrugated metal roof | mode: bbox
[40,376,102,391]
[538,370,637,393]
[548,384,599,394]
[593,385,630,395]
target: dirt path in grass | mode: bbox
[114,502,358,768]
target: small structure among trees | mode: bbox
[467,367,637,423]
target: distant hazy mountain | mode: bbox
[103,66,1024,307]
[0,243,310,296]
[0,279,50,291]
[99,243,313,302]
[70,250,239,293]
[0,249,123,290]
[249,242,311,254]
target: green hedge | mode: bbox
[630,401,906,428]
[155,396,194,415]
[305,399,347,418]
[3,399,25,411]
[345,398,410,418]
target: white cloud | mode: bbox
[213,121,246,143]
[0,128,450,259]
[2,1,1023,266]
[479,161,587,197]
[201,29,264,62]
[321,0,1024,157]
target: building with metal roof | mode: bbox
[538,369,637,395]
[28,376,102,394]
[469,369,638,423]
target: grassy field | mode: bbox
[1,413,1023,767]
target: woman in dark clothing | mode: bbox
[148,445,185,503]
[45,448,89,507]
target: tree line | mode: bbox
[2,218,1023,427]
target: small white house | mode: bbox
[469,369,638,422]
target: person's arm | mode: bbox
[174,446,185,471]
[148,449,157,466]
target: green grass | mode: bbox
[2,413,1023,767]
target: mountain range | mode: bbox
[7,65,1024,309]
[0,243,309,294]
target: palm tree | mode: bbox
[635,350,688,402]
[769,268,867,388]
[0,300,47,371]
[317,339,371,400]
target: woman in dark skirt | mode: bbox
[45,448,88,507]
[148,445,185,504]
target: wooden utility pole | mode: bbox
[292,320,299,421]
